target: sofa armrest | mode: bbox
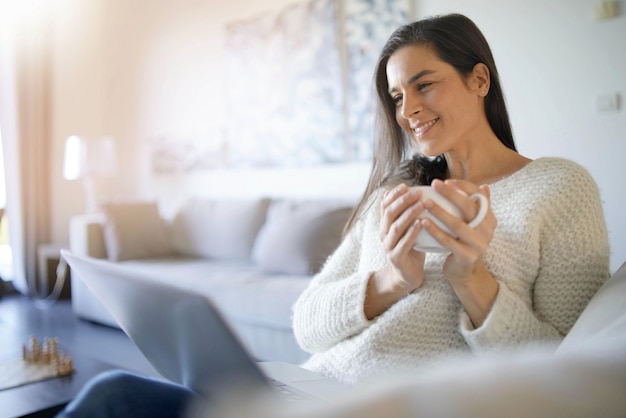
[68,213,120,327]
[69,214,107,259]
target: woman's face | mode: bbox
[386,44,484,157]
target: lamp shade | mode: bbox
[63,136,117,180]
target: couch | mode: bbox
[195,260,626,417]
[68,196,355,364]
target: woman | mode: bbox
[56,13,609,417]
[291,13,610,384]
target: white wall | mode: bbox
[416,0,625,271]
[50,0,625,272]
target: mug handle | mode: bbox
[467,193,489,228]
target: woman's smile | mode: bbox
[411,118,439,138]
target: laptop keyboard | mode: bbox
[269,379,310,401]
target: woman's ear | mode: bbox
[471,63,490,96]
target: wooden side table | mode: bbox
[37,244,72,300]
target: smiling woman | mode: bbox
[291,12,609,384]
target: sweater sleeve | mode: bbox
[460,159,610,350]
[292,208,376,353]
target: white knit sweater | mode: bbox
[292,157,610,385]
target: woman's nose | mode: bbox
[400,94,421,119]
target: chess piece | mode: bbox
[43,337,59,365]
[27,336,43,363]
[21,336,75,376]
[57,353,74,376]
[51,353,60,375]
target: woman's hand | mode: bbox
[379,184,427,290]
[365,183,426,320]
[421,179,499,327]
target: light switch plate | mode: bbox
[596,93,621,113]
[594,0,620,20]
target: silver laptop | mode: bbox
[61,250,345,400]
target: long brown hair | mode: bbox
[344,13,516,235]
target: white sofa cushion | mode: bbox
[251,199,353,275]
[113,258,311,330]
[559,261,626,351]
[101,201,174,261]
[169,198,270,260]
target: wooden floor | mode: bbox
[0,292,159,380]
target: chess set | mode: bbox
[0,336,75,391]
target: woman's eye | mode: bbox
[417,82,432,91]
[392,95,403,106]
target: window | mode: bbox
[0,126,13,281]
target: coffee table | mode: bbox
[0,292,162,418]
[0,326,119,418]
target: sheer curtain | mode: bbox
[0,4,53,295]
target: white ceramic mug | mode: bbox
[412,186,489,253]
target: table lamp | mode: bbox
[63,136,117,213]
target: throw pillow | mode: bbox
[101,201,174,261]
[169,198,271,260]
[251,200,353,275]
